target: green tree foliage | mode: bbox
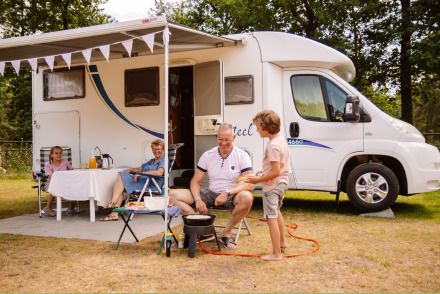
[0,0,114,141]
[0,79,15,140]
[151,0,440,131]
[0,0,114,37]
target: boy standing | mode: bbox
[246,110,290,261]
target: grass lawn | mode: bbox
[0,175,439,293]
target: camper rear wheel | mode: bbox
[346,163,399,212]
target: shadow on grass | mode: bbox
[391,202,435,220]
[251,195,359,215]
[250,194,435,220]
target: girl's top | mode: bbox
[44,159,73,176]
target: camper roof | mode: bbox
[0,15,237,67]
[251,32,356,82]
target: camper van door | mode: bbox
[33,111,80,170]
[193,61,224,167]
[282,70,364,190]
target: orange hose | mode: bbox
[198,215,320,258]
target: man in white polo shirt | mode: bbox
[169,123,254,249]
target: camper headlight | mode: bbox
[389,118,424,138]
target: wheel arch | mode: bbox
[340,154,408,195]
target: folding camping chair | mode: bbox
[208,206,252,243]
[33,146,79,217]
[125,143,184,212]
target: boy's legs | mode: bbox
[278,210,287,249]
[261,217,283,261]
[261,183,287,261]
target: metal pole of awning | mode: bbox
[163,24,170,239]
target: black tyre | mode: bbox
[346,163,399,212]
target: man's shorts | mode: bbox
[262,183,288,219]
[200,189,236,209]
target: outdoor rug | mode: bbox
[0,209,182,244]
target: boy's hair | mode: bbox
[49,146,63,162]
[151,139,165,150]
[253,110,281,134]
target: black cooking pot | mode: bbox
[182,214,216,226]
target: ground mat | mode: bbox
[0,209,182,243]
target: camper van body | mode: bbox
[1,18,438,212]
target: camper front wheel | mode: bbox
[346,163,399,212]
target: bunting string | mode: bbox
[0,29,169,76]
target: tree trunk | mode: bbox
[400,0,412,124]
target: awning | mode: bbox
[0,15,237,67]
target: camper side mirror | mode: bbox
[344,95,360,122]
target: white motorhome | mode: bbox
[1,16,439,212]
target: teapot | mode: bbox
[94,147,103,168]
[102,154,113,169]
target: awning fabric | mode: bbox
[0,15,237,73]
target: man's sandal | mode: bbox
[100,213,118,221]
[220,236,237,249]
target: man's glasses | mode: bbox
[217,137,233,142]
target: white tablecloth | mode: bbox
[48,168,123,222]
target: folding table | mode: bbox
[112,206,181,254]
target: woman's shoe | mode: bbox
[105,202,118,209]
[100,213,118,221]
[43,207,56,217]
[66,207,75,216]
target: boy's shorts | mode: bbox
[199,189,236,209]
[262,183,287,219]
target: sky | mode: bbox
[100,0,161,22]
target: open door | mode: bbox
[193,60,224,167]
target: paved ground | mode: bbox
[0,209,182,244]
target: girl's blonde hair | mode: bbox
[49,146,63,162]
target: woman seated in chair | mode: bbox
[101,139,165,221]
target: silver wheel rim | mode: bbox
[355,172,388,204]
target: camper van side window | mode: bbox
[125,67,160,107]
[323,77,348,122]
[43,66,85,100]
[290,75,327,121]
[225,75,254,105]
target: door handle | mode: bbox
[290,122,300,137]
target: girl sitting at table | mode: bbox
[100,139,166,221]
[43,146,74,217]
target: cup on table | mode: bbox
[80,162,88,169]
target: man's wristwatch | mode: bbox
[225,189,231,196]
